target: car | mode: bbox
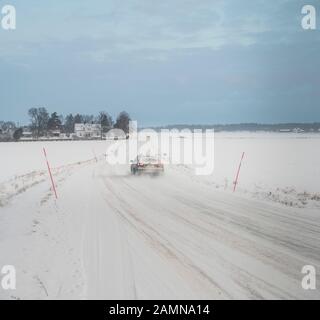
[131,155,164,176]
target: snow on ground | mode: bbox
[212,132,320,208]
[0,133,319,299]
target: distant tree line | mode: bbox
[0,121,17,141]
[2,114,320,142]
[0,108,131,141]
[27,107,131,137]
[150,123,320,132]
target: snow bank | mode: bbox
[0,132,319,208]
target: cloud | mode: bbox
[0,0,319,124]
[1,0,311,60]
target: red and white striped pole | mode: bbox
[233,152,245,193]
[43,147,58,199]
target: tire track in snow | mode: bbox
[100,172,231,299]
[98,164,320,299]
[107,176,294,299]
[0,158,97,207]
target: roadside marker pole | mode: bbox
[43,147,58,199]
[233,152,245,193]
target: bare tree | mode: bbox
[0,121,16,132]
[28,107,49,138]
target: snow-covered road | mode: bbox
[1,157,319,300]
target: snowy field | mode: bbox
[0,132,319,299]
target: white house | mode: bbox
[20,128,33,140]
[74,123,102,139]
[293,128,304,133]
[49,129,61,138]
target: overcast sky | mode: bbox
[0,0,319,125]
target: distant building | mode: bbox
[21,128,33,140]
[74,123,101,139]
[105,128,127,140]
[49,129,61,138]
[279,129,291,133]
